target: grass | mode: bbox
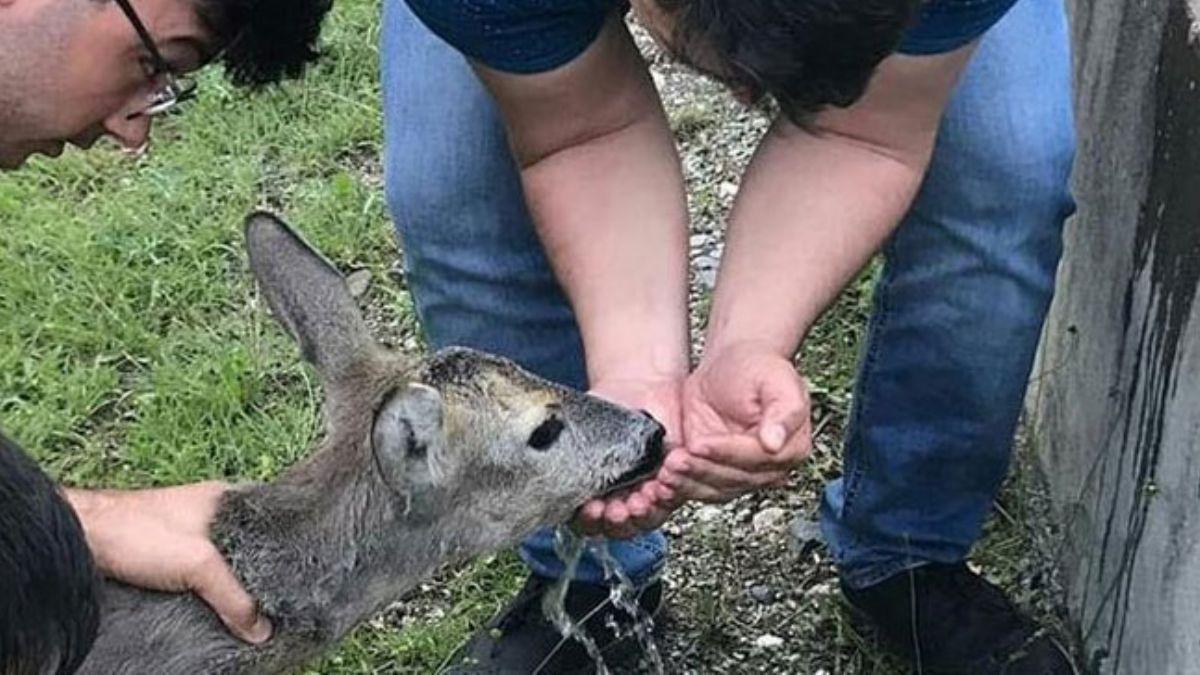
[0,1,510,671]
[0,1,1064,672]
[1,0,389,492]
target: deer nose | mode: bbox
[642,415,666,464]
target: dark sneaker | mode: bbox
[841,563,1074,674]
[442,573,664,674]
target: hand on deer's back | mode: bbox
[76,212,665,675]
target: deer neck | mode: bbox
[212,447,489,644]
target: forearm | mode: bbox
[523,116,690,382]
[704,48,974,357]
[705,118,929,356]
[63,487,115,570]
[476,15,690,382]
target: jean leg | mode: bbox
[381,0,666,585]
[821,0,1077,589]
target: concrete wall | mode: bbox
[1029,0,1200,672]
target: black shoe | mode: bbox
[841,563,1074,674]
[442,574,664,674]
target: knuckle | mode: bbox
[191,547,224,580]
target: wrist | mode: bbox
[63,487,115,571]
[703,309,804,361]
[64,487,106,527]
[587,336,690,386]
[701,336,793,361]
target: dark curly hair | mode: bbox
[193,0,334,87]
[1,432,100,675]
[654,0,921,123]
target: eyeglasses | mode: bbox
[114,0,197,120]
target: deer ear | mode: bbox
[244,211,376,383]
[371,383,448,491]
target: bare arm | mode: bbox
[704,45,977,357]
[470,14,691,535]
[473,13,690,388]
[65,484,272,643]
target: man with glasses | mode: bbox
[383,0,1076,672]
[0,0,328,167]
[0,0,331,669]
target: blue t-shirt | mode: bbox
[404,0,1019,74]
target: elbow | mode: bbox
[512,113,649,171]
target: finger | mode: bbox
[758,371,810,453]
[602,499,632,528]
[685,456,789,493]
[573,503,607,536]
[628,506,672,534]
[580,499,607,522]
[632,479,672,510]
[776,418,814,465]
[688,435,791,473]
[662,447,693,476]
[599,508,641,540]
[625,492,652,520]
[652,482,677,503]
[190,549,272,644]
[639,478,676,505]
[668,474,734,504]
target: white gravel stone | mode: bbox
[346,269,372,298]
[695,505,724,523]
[754,634,784,649]
[752,507,788,533]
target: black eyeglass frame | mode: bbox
[113,0,198,120]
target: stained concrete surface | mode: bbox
[1030,0,1200,672]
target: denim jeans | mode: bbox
[820,0,1076,589]
[381,0,1075,590]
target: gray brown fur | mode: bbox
[75,212,662,674]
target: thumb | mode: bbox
[191,551,273,644]
[757,370,809,453]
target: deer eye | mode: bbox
[527,416,564,451]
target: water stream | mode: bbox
[537,526,666,675]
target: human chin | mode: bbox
[0,146,34,170]
[0,141,66,170]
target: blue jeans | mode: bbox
[820,0,1076,588]
[381,0,1075,590]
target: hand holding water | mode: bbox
[671,341,813,502]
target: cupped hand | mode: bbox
[672,340,812,503]
[574,374,688,539]
[67,482,272,644]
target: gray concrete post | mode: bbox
[1030,0,1200,672]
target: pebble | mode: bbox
[754,634,784,649]
[346,269,372,298]
[752,507,788,533]
[789,517,826,555]
[695,505,724,523]
[749,584,774,604]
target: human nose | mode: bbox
[102,100,154,151]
